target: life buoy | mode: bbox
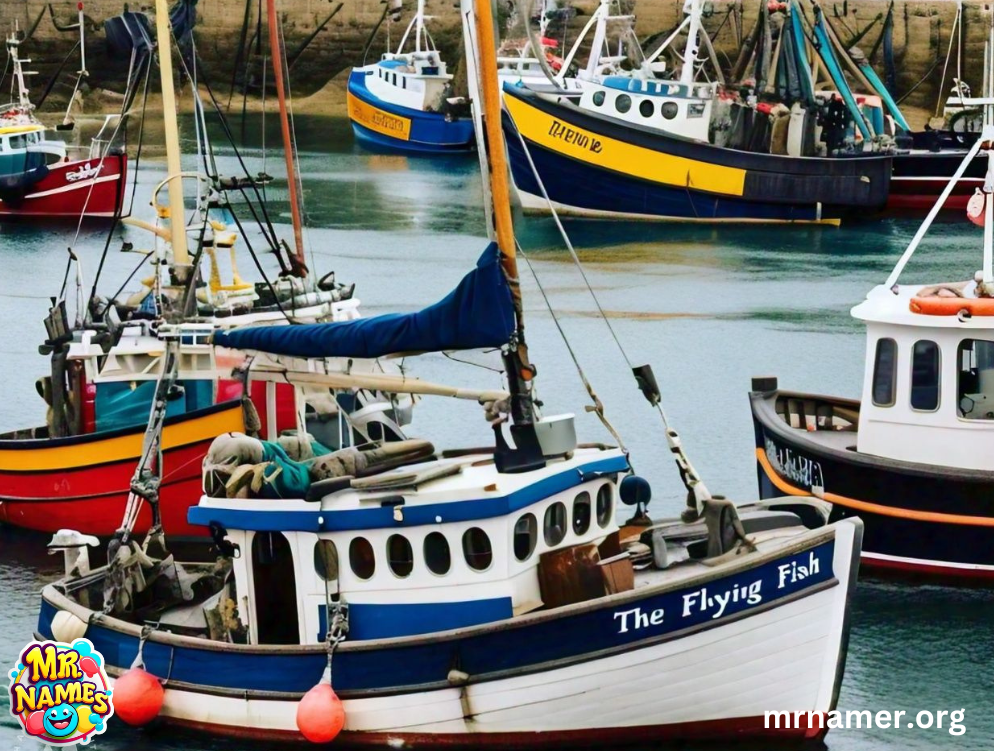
[910,296,994,316]
[545,50,563,72]
[967,189,986,227]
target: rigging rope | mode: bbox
[510,125,714,514]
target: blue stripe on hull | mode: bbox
[319,598,514,641]
[503,122,824,222]
[347,70,474,154]
[38,539,835,696]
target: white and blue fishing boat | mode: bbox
[346,0,474,153]
[36,0,863,744]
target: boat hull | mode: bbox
[0,401,243,538]
[500,86,891,224]
[887,150,983,211]
[750,389,994,585]
[346,70,474,154]
[37,521,861,744]
[0,152,128,218]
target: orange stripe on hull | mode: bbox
[0,404,243,472]
[755,448,994,528]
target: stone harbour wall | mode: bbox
[0,0,985,117]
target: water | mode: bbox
[0,116,992,749]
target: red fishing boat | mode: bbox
[0,16,127,220]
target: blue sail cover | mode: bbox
[213,243,516,358]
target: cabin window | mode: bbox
[596,484,613,528]
[871,338,897,407]
[313,540,339,582]
[424,532,451,575]
[513,514,537,561]
[544,502,567,546]
[639,100,654,118]
[688,102,706,118]
[592,90,605,107]
[387,534,414,578]
[462,528,493,571]
[572,492,591,535]
[661,102,679,120]
[8,134,27,150]
[910,340,940,411]
[615,94,632,114]
[957,339,994,419]
[349,537,376,580]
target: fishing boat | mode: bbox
[501,0,893,223]
[0,13,127,219]
[35,0,862,744]
[750,98,994,584]
[346,0,473,154]
[0,1,410,539]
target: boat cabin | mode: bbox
[579,77,715,142]
[0,122,66,178]
[368,54,453,114]
[853,282,994,471]
[191,442,632,644]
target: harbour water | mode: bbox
[0,117,991,749]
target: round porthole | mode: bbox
[572,492,592,535]
[592,90,606,107]
[661,102,679,120]
[313,540,339,582]
[462,527,493,571]
[639,100,654,118]
[615,94,632,114]
[349,537,375,580]
[424,532,451,576]
[513,514,537,561]
[596,484,614,528]
[387,534,413,578]
[544,502,567,546]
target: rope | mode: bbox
[511,125,714,513]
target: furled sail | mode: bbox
[213,243,515,357]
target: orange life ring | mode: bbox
[910,296,994,316]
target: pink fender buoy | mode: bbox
[113,668,164,726]
[967,190,986,227]
[296,682,346,744]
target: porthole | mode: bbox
[463,527,493,571]
[592,90,606,107]
[596,484,613,528]
[544,502,567,546]
[639,99,654,118]
[513,514,537,561]
[661,101,679,120]
[387,534,413,578]
[424,532,451,575]
[572,492,592,535]
[313,540,339,582]
[349,537,375,580]
[615,94,632,114]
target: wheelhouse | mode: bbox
[854,284,994,470]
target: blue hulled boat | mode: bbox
[347,0,473,154]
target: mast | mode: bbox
[7,27,32,109]
[469,0,543,471]
[415,0,425,54]
[266,0,307,275]
[153,0,190,269]
[681,0,703,85]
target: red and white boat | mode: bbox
[0,26,127,219]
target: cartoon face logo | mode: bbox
[8,638,113,746]
[42,704,79,737]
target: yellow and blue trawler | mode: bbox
[502,0,894,223]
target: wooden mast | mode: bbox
[266,0,307,275]
[153,0,190,268]
[471,0,543,471]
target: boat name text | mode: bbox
[548,120,602,153]
[765,437,824,491]
[65,163,101,182]
[613,549,823,634]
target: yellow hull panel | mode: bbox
[503,94,747,197]
[347,90,412,142]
